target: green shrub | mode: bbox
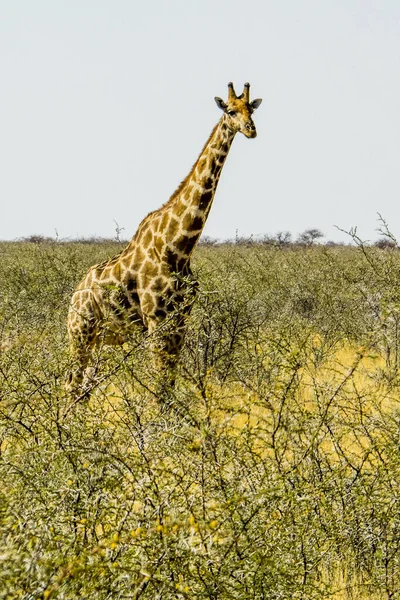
[1,240,400,598]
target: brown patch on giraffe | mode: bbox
[151,277,167,292]
[140,261,159,279]
[157,296,166,309]
[211,161,222,176]
[197,156,207,174]
[199,191,213,211]
[142,292,155,313]
[124,275,140,305]
[165,297,176,311]
[121,255,132,269]
[183,189,192,202]
[168,217,180,238]
[182,213,203,232]
[154,235,164,253]
[175,236,197,256]
[112,262,121,279]
[220,142,229,154]
[116,289,132,311]
[165,248,179,270]
[130,291,140,305]
[161,212,170,229]
[134,246,145,264]
[177,257,188,271]
[142,229,153,249]
[126,277,137,292]
[174,200,187,217]
[190,188,201,205]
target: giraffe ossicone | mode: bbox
[66,82,262,397]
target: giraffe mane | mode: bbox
[163,122,220,207]
[132,123,221,232]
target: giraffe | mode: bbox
[66,82,262,396]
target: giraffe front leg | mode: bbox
[147,314,186,401]
[147,314,201,428]
[65,339,93,398]
[66,306,98,399]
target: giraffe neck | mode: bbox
[167,118,236,258]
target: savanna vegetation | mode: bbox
[1,229,400,599]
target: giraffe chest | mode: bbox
[88,267,142,331]
[102,285,143,332]
[139,263,196,321]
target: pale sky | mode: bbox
[1,0,400,242]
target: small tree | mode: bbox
[374,237,397,249]
[275,230,293,246]
[296,228,324,246]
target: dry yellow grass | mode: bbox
[67,342,398,599]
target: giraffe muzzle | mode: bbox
[245,123,257,138]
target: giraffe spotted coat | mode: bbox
[66,82,262,395]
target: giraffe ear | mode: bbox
[215,97,227,111]
[250,98,262,110]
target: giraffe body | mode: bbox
[66,83,262,395]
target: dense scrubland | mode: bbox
[1,233,400,599]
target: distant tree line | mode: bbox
[6,227,398,249]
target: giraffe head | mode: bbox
[214,82,262,139]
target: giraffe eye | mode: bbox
[227,110,236,116]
